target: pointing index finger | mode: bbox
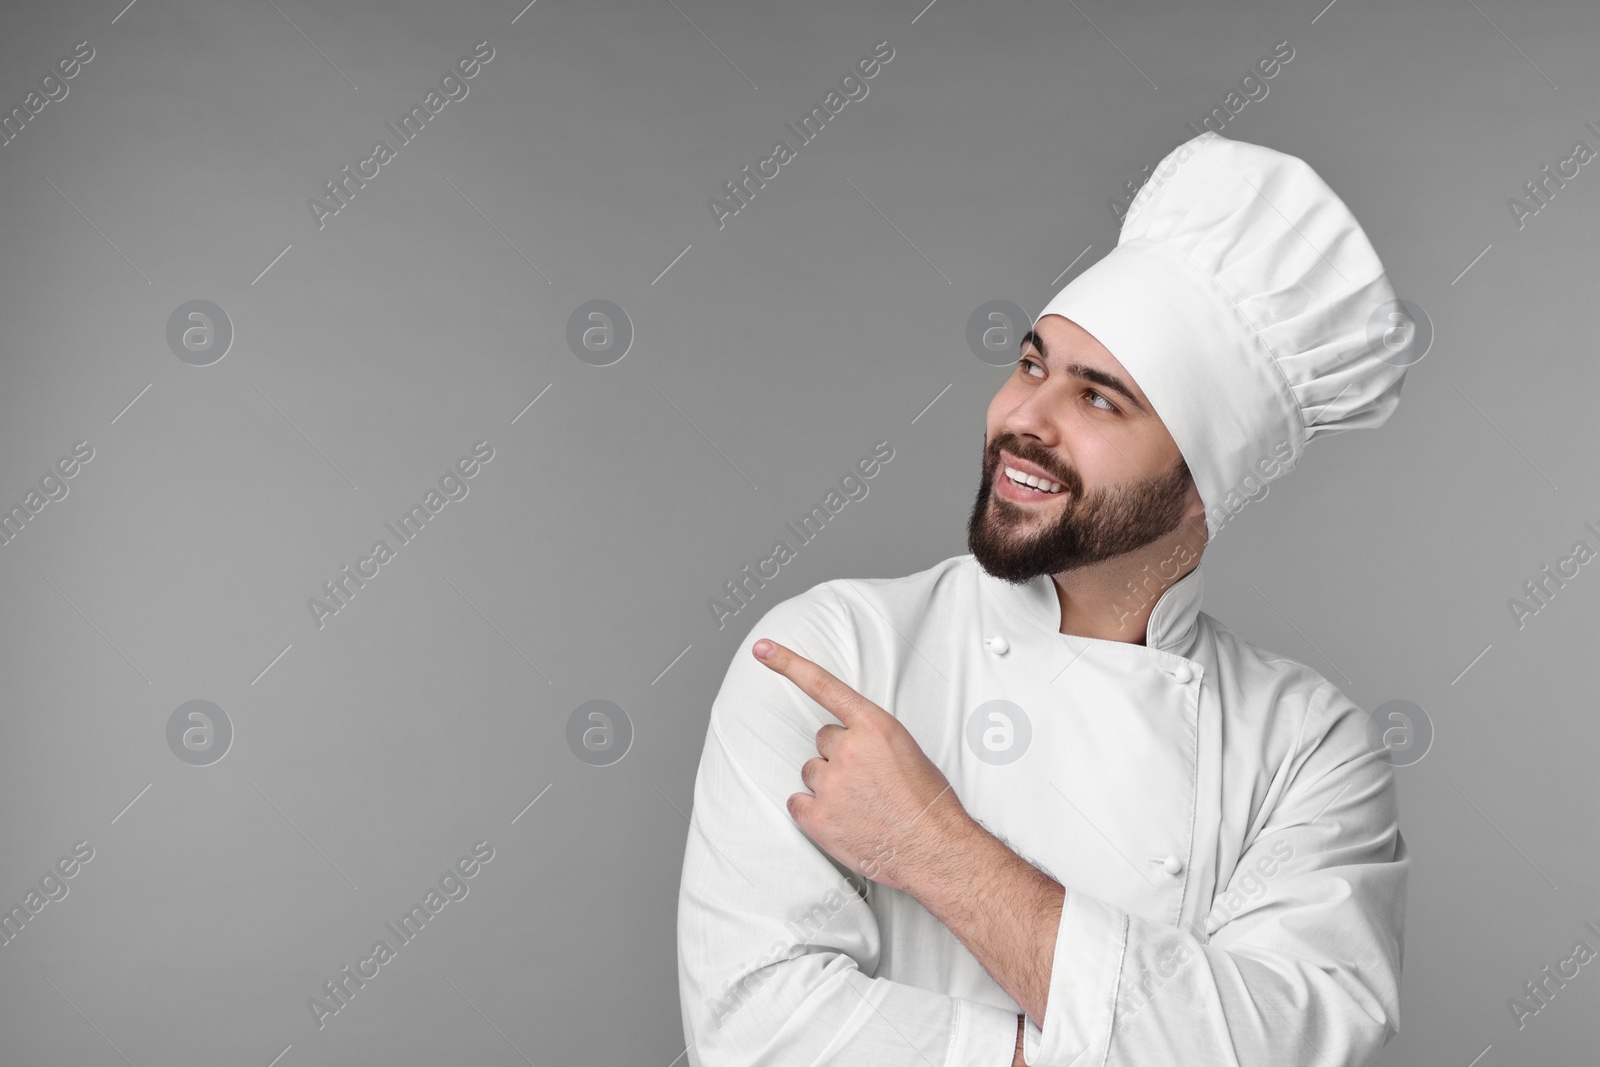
[753,638,880,727]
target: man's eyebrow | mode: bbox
[1020,329,1149,414]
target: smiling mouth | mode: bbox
[999,464,1067,498]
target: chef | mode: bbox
[677,132,1414,1067]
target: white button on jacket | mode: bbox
[677,553,1409,1066]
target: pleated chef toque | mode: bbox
[1036,131,1414,540]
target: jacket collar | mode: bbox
[970,553,1206,653]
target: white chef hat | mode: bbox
[1036,131,1413,540]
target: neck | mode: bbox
[1050,518,1206,643]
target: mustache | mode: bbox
[987,437,1082,496]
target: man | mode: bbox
[677,132,1413,1066]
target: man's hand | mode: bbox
[752,637,969,893]
[752,636,1065,1029]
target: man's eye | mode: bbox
[1018,356,1044,378]
[1087,390,1117,412]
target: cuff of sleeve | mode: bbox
[951,996,1026,1066]
[1022,889,1129,1067]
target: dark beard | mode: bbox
[966,435,1192,584]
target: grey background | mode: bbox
[0,0,1595,1064]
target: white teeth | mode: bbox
[1004,466,1063,494]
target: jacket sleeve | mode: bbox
[678,584,1022,1067]
[1022,679,1410,1067]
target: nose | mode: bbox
[999,382,1066,449]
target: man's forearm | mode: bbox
[901,808,1065,1028]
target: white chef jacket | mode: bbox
[677,552,1409,1067]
